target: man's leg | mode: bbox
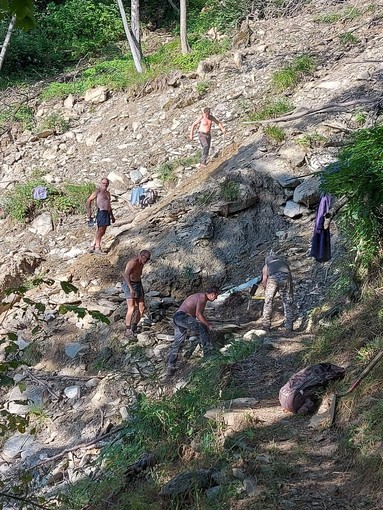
[262,278,278,331]
[94,226,107,251]
[196,322,213,355]
[199,133,211,165]
[278,276,294,331]
[131,300,146,334]
[125,298,138,335]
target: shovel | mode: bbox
[329,349,383,426]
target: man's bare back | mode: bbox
[178,293,208,317]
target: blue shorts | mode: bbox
[96,209,111,227]
[122,281,144,300]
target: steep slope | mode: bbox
[0,0,383,507]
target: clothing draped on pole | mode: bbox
[310,194,331,263]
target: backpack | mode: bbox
[140,189,158,208]
[279,363,345,414]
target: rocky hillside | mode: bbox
[0,0,382,507]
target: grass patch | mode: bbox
[248,98,294,122]
[296,132,328,148]
[264,124,285,143]
[42,38,228,100]
[314,6,361,23]
[272,54,315,91]
[339,32,360,46]
[4,179,95,222]
[219,180,240,201]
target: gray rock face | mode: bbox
[293,175,322,207]
[284,200,306,218]
[160,469,219,497]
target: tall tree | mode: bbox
[180,0,190,55]
[116,0,143,73]
[0,14,16,71]
[131,0,142,57]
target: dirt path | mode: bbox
[227,332,375,510]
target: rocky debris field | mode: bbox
[0,0,383,506]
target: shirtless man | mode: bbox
[86,177,115,253]
[122,250,151,338]
[166,286,219,377]
[189,107,226,167]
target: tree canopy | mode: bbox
[0,0,35,29]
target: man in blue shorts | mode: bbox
[122,250,151,339]
[86,177,115,253]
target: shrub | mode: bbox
[41,113,70,134]
[219,180,240,201]
[4,180,95,222]
[322,126,383,268]
[248,98,294,122]
[339,32,359,46]
[264,124,285,143]
[272,54,315,91]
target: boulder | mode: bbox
[293,175,321,207]
[30,213,53,236]
[84,86,108,104]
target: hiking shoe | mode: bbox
[125,329,137,341]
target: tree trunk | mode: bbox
[131,0,142,58]
[116,0,143,73]
[180,0,190,55]
[0,15,16,72]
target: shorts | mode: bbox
[96,209,111,227]
[122,281,144,300]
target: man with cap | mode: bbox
[261,254,294,332]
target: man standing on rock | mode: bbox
[189,107,226,167]
[261,254,294,332]
[122,250,151,339]
[86,177,115,253]
[166,286,219,377]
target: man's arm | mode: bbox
[262,264,268,289]
[211,115,226,134]
[86,190,98,218]
[107,191,115,223]
[195,296,211,329]
[124,259,137,297]
[189,116,202,140]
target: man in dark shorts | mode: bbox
[166,286,219,377]
[86,177,115,253]
[122,250,151,339]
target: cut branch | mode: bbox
[244,98,380,125]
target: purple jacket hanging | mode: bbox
[310,194,331,263]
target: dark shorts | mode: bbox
[122,281,144,300]
[96,209,111,227]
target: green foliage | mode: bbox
[314,6,361,23]
[353,110,367,125]
[157,162,177,184]
[248,98,294,122]
[188,0,254,33]
[0,0,35,29]
[264,124,285,143]
[0,104,35,132]
[272,54,315,91]
[195,80,210,96]
[339,31,359,46]
[2,0,123,74]
[4,179,95,222]
[40,112,70,133]
[219,180,240,201]
[322,126,383,267]
[296,131,328,148]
